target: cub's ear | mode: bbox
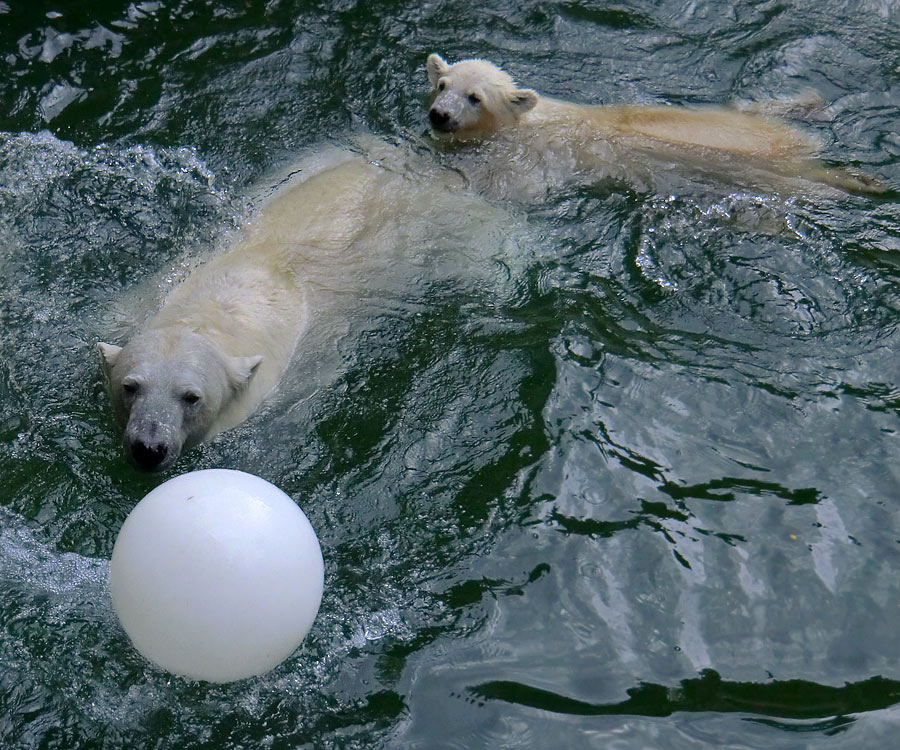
[509,88,539,116]
[426,53,449,87]
[97,342,122,379]
[226,354,263,392]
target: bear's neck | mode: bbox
[521,96,620,133]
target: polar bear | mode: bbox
[425,53,884,197]
[99,143,514,470]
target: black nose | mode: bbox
[130,440,169,471]
[429,108,451,130]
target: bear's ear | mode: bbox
[225,354,263,393]
[509,88,539,116]
[426,53,449,87]
[97,342,122,379]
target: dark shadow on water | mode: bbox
[470,669,900,733]
[660,477,822,505]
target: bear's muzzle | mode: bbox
[129,438,171,471]
[429,107,456,133]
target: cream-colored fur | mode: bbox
[426,53,883,195]
[99,142,512,470]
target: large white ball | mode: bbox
[109,469,324,683]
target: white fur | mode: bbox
[100,142,518,469]
[426,53,884,196]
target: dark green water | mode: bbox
[1,1,900,747]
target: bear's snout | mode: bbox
[129,438,171,471]
[429,107,455,132]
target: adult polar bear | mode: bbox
[426,53,883,197]
[99,143,514,471]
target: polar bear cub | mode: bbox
[98,153,376,470]
[98,150,413,470]
[426,53,883,195]
[99,142,516,471]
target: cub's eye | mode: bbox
[468,93,481,105]
[122,380,140,396]
[438,81,446,91]
[182,392,201,406]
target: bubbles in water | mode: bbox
[0,507,108,596]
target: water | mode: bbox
[1,0,899,747]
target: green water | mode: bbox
[2,1,900,747]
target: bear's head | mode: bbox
[97,328,262,471]
[426,53,539,138]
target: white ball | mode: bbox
[109,469,324,683]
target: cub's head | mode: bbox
[98,329,262,471]
[426,53,539,138]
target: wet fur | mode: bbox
[426,53,884,196]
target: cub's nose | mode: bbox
[130,439,169,471]
[429,108,452,131]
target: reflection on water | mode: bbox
[472,670,900,722]
[1,0,900,748]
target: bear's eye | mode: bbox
[468,93,481,105]
[181,391,201,406]
[438,81,446,91]
[122,380,140,396]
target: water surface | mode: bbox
[1,1,899,748]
